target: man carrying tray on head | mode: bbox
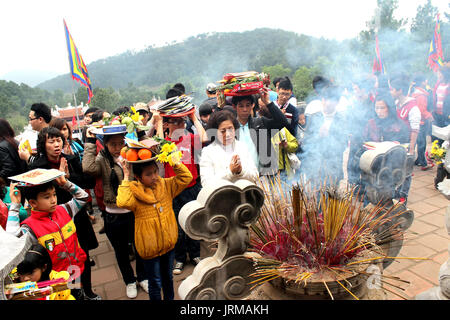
[218,71,292,177]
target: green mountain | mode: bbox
[37,28,341,93]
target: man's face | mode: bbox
[233,99,254,123]
[277,88,292,106]
[29,186,58,213]
[29,111,42,131]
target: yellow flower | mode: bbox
[161,143,176,153]
[131,113,140,122]
[131,106,137,114]
[157,151,169,163]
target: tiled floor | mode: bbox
[88,164,449,300]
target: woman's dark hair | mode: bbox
[113,106,130,116]
[0,118,18,149]
[375,93,397,121]
[17,244,53,281]
[36,127,66,157]
[84,107,100,116]
[91,110,105,123]
[50,118,72,141]
[206,110,240,131]
[132,160,158,179]
[206,110,240,143]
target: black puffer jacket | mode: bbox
[0,139,27,183]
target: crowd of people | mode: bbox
[0,65,449,301]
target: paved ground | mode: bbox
[88,163,449,300]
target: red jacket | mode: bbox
[22,206,86,275]
[411,87,432,124]
[164,133,199,188]
[397,98,419,130]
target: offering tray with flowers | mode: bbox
[216,71,270,97]
[92,106,150,135]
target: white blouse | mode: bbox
[199,139,259,187]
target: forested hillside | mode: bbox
[1,0,448,134]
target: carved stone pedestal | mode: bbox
[178,179,264,300]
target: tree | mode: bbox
[261,64,292,89]
[90,87,120,112]
[75,86,89,105]
[291,66,318,101]
[359,0,407,42]
[411,0,439,42]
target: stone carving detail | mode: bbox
[359,142,415,268]
[178,179,264,300]
[415,205,450,300]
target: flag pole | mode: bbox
[63,19,81,136]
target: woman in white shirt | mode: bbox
[200,110,259,186]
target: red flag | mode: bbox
[428,14,444,72]
[372,35,385,74]
[72,115,77,128]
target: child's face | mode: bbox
[298,114,306,126]
[19,267,44,282]
[137,164,160,188]
[29,186,58,213]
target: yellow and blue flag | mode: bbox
[63,19,93,103]
[428,14,444,72]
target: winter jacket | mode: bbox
[82,139,133,210]
[23,206,87,274]
[0,139,27,183]
[28,153,98,250]
[7,180,89,274]
[241,101,291,175]
[116,162,192,260]
[272,127,299,177]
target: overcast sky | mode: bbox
[0,0,447,82]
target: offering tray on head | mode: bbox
[9,169,65,186]
[151,95,195,117]
[217,71,270,97]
